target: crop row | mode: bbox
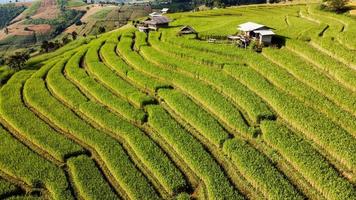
[304,5,356,49]
[307,4,356,49]
[163,35,356,137]
[100,41,171,93]
[158,89,229,147]
[223,139,303,200]
[0,104,73,200]
[163,33,355,125]
[158,88,305,199]
[24,57,164,199]
[146,105,243,200]
[298,9,356,67]
[156,90,266,199]
[149,32,275,125]
[118,33,251,136]
[263,47,356,114]
[261,121,356,200]
[85,42,155,108]
[158,32,229,68]
[64,47,147,123]
[248,49,356,137]
[134,31,148,51]
[67,155,119,200]
[286,38,356,92]
[224,65,356,173]
[23,63,161,200]
[0,69,84,162]
[0,178,20,198]
[47,57,188,196]
[186,35,356,137]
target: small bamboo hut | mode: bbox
[237,22,275,45]
[178,26,197,35]
[144,16,171,31]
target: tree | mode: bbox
[6,51,30,71]
[322,0,349,11]
[71,31,78,40]
[98,26,106,34]
[62,36,70,45]
[75,20,83,26]
[41,40,50,52]
[54,40,61,49]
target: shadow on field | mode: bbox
[272,35,289,48]
[165,25,185,29]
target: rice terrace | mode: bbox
[0,1,356,200]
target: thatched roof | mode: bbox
[179,25,197,34]
[144,16,171,25]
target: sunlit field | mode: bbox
[0,3,355,200]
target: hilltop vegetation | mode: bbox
[0,3,355,200]
[0,4,26,28]
[0,0,84,50]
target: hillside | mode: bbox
[0,3,356,200]
[0,0,84,50]
[62,4,154,36]
[0,3,27,29]
[0,2,156,58]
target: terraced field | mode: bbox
[0,3,355,200]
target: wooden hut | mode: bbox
[237,22,275,45]
[178,26,197,35]
[144,16,171,31]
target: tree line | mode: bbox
[168,0,350,11]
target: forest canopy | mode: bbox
[0,4,26,29]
